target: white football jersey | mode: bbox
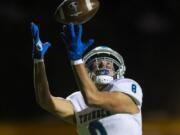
[66,78,143,135]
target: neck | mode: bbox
[96,84,108,91]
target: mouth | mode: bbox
[95,69,110,75]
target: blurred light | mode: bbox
[135,12,172,34]
[0,3,27,23]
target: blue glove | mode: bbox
[61,23,94,61]
[31,22,51,59]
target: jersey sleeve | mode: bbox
[66,91,87,112]
[110,78,143,106]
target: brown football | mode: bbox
[54,0,100,25]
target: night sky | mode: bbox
[0,0,178,121]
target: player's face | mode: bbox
[91,59,115,77]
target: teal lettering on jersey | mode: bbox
[79,109,111,124]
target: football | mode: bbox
[54,0,100,25]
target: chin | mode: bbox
[96,83,108,91]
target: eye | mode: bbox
[106,62,113,69]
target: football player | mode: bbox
[31,22,143,135]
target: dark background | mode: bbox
[0,0,179,121]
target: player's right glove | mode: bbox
[31,22,51,59]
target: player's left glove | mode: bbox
[61,23,94,61]
[31,22,51,59]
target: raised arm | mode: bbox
[31,22,75,124]
[61,23,138,114]
[73,63,139,114]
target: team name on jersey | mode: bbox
[78,109,111,124]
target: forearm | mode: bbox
[34,60,75,123]
[31,23,75,123]
[34,60,54,110]
[72,63,99,106]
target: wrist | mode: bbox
[32,50,43,59]
[34,59,44,63]
[71,59,84,65]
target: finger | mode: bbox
[69,23,76,38]
[42,42,51,55]
[77,24,83,38]
[60,32,69,46]
[31,22,39,39]
[62,25,67,33]
[61,32,69,49]
[62,25,70,42]
[86,39,94,48]
[31,22,40,44]
[43,42,51,51]
[60,32,71,51]
[60,32,72,51]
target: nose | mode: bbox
[98,60,106,68]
